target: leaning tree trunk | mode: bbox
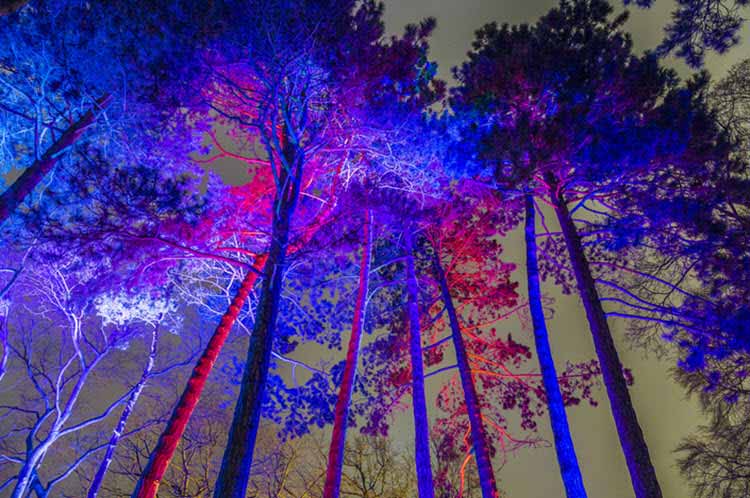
[523,193,588,498]
[323,209,373,498]
[213,147,299,497]
[404,230,436,498]
[89,323,160,498]
[549,183,662,498]
[0,94,111,224]
[432,250,498,498]
[131,255,266,498]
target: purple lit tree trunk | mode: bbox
[432,251,498,498]
[524,193,588,498]
[131,256,266,498]
[0,94,111,224]
[549,182,662,498]
[213,138,299,498]
[88,324,159,498]
[404,230,436,498]
[323,209,373,498]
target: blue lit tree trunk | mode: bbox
[404,230,436,498]
[549,181,662,498]
[524,193,588,498]
[432,251,499,498]
[323,208,373,498]
[212,130,300,498]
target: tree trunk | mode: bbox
[131,256,266,498]
[549,183,662,498]
[323,209,373,498]
[212,196,292,498]
[213,130,301,497]
[0,94,111,224]
[523,193,588,498]
[89,324,160,498]
[432,250,498,498]
[404,230,435,498]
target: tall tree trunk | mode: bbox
[432,251,498,498]
[549,182,662,498]
[0,94,111,224]
[131,255,266,498]
[404,230,436,498]
[323,209,373,498]
[213,199,291,498]
[523,193,588,498]
[213,132,300,497]
[89,324,160,498]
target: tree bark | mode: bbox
[0,94,112,224]
[212,197,292,498]
[524,193,588,498]
[549,181,662,498]
[404,230,435,498]
[432,250,498,498]
[213,130,301,497]
[131,256,266,498]
[323,209,373,498]
[89,324,159,498]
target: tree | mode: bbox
[0,253,191,498]
[449,1,698,495]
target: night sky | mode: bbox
[376,2,749,497]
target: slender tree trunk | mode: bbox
[213,129,301,497]
[404,230,435,498]
[323,209,373,498]
[548,182,662,498]
[131,255,266,498]
[0,94,111,224]
[213,198,292,498]
[432,251,498,498]
[89,324,160,498]
[523,193,588,498]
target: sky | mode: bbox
[377,1,749,497]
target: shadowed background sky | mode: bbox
[375,2,748,497]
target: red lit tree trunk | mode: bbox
[323,209,373,498]
[88,323,160,498]
[432,251,498,498]
[0,94,111,223]
[131,255,267,498]
[404,230,435,498]
[548,179,662,498]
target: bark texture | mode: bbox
[323,209,373,498]
[550,183,662,498]
[404,230,435,498]
[132,256,266,498]
[433,251,499,498]
[524,193,588,498]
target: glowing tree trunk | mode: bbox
[88,325,160,498]
[404,230,436,498]
[432,251,498,498]
[131,255,266,498]
[549,183,662,498]
[523,193,588,498]
[213,149,299,498]
[0,94,111,223]
[323,209,373,498]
